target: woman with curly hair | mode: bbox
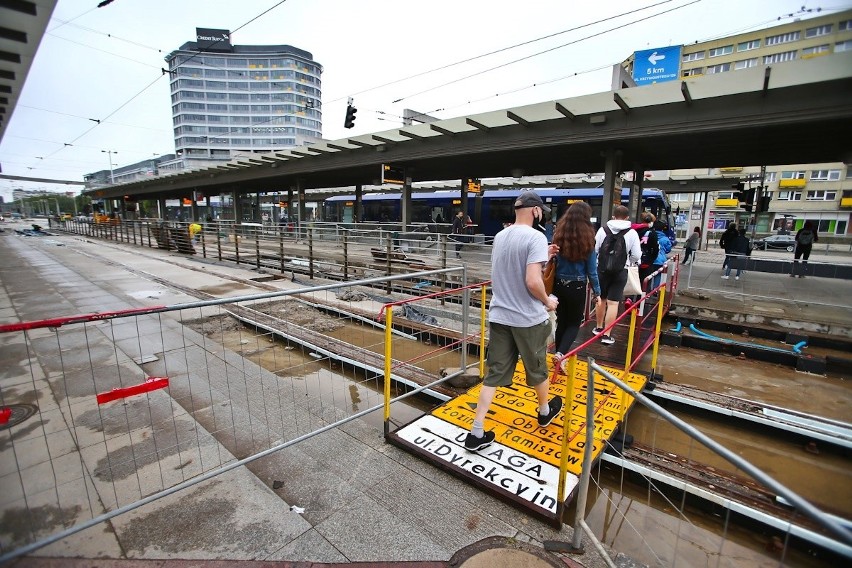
[551,201,601,359]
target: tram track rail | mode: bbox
[53,231,852,556]
[602,443,852,558]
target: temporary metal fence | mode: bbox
[56,218,491,268]
[569,358,852,566]
[681,250,852,309]
[0,267,467,562]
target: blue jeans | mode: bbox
[724,254,743,277]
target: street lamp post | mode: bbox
[101,150,117,185]
[101,149,117,216]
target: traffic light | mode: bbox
[757,187,771,212]
[344,104,357,129]
[732,182,745,201]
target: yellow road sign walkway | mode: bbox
[390,355,649,521]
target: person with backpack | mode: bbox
[633,212,659,295]
[594,205,641,346]
[792,221,818,278]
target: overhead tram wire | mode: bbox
[18,0,294,176]
[23,0,667,172]
[391,0,701,104]
[321,0,683,107]
[18,106,169,133]
[370,59,612,124]
[436,62,614,116]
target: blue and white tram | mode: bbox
[322,188,673,237]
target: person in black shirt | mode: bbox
[792,221,818,278]
[719,223,738,271]
[722,229,751,280]
[451,211,466,257]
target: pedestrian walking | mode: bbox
[551,201,601,362]
[188,222,202,243]
[682,227,701,264]
[451,210,466,258]
[464,191,562,452]
[791,221,818,278]
[594,205,642,346]
[652,220,673,289]
[719,223,738,271]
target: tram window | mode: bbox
[411,203,433,223]
[364,202,397,222]
[486,198,515,223]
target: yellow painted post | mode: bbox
[383,306,393,436]
[556,353,577,524]
[479,284,488,378]
[624,308,638,372]
[621,309,638,422]
[651,286,667,372]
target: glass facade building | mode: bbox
[165,28,323,165]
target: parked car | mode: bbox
[753,234,796,252]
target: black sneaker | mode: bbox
[464,430,495,451]
[600,335,615,345]
[592,327,604,335]
[538,396,563,427]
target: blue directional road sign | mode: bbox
[632,45,682,86]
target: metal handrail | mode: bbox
[579,359,852,551]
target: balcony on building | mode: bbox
[714,198,741,207]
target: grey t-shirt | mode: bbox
[488,224,549,327]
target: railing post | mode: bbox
[624,308,638,373]
[385,230,392,294]
[556,353,577,526]
[233,225,240,265]
[571,357,597,551]
[440,234,447,306]
[621,308,638,422]
[278,230,284,274]
[255,227,261,270]
[479,284,487,378]
[651,286,667,374]
[383,305,393,437]
[309,226,314,280]
[343,233,349,281]
[216,224,222,261]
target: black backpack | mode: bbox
[798,230,814,246]
[638,229,659,268]
[599,226,629,273]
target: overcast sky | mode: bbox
[0,0,840,201]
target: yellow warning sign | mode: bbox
[429,357,647,475]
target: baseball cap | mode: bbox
[513,190,550,213]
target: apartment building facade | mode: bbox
[626,9,852,239]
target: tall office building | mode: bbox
[165,28,323,167]
[621,9,852,237]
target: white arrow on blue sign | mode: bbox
[632,45,683,86]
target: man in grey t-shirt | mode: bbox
[464,191,564,452]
